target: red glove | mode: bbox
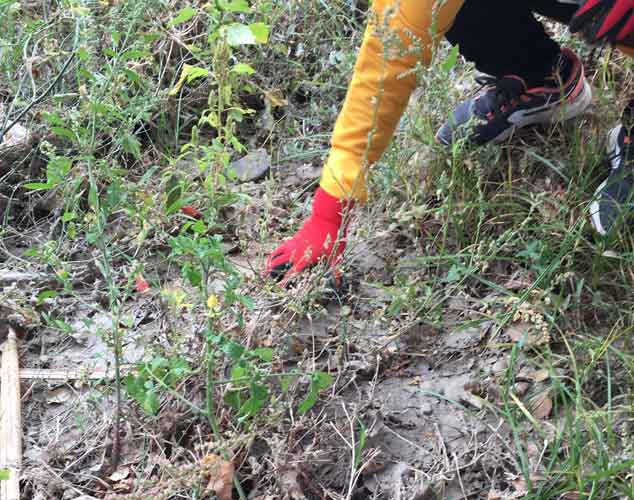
[571,0,634,44]
[265,187,353,286]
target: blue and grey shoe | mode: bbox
[591,110,634,235]
[436,48,592,146]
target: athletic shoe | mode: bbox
[436,48,592,145]
[590,104,634,235]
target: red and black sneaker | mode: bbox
[436,48,592,146]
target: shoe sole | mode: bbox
[590,125,622,236]
[489,79,593,144]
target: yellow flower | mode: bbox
[207,294,220,311]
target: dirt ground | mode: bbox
[0,155,559,500]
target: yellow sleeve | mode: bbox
[320,0,464,202]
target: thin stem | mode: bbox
[201,265,246,500]
[111,321,122,467]
[206,338,221,437]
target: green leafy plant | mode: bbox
[298,371,335,415]
[124,356,191,414]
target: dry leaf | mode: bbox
[113,478,133,492]
[135,274,150,293]
[46,386,73,404]
[531,392,553,419]
[559,492,581,500]
[2,124,29,147]
[512,478,528,493]
[264,90,287,107]
[109,467,130,482]
[506,322,549,346]
[279,470,306,500]
[487,491,502,500]
[201,454,234,500]
[181,205,203,219]
[506,322,531,342]
[504,270,533,290]
[532,369,550,382]
[514,381,530,397]
[512,474,546,495]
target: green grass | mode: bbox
[355,32,634,497]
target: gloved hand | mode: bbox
[264,187,353,286]
[570,0,634,45]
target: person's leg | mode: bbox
[445,0,567,86]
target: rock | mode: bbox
[443,327,482,349]
[230,149,271,182]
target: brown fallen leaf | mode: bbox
[506,322,550,346]
[559,492,581,500]
[512,478,529,493]
[264,89,287,108]
[46,386,74,404]
[279,469,306,500]
[531,392,553,419]
[487,491,502,500]
[513,474,546,492]
[514,381,530,397]
[532,369,550,382]
[201,454,234,500]
[506,322,532,342]
[108,467,130,482]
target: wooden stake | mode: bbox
[0,327,21,500]
[0,365,134,381]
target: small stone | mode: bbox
[491,358,508,374]
[421,403,433,416]
[514,382,530,397]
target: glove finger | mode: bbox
[264,247,288,276]
[279,254,315,288]
[269,262,292,282]
[266,249,290,268]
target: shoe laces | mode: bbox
[474,75,528,120]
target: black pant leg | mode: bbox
[445,0,573,85]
